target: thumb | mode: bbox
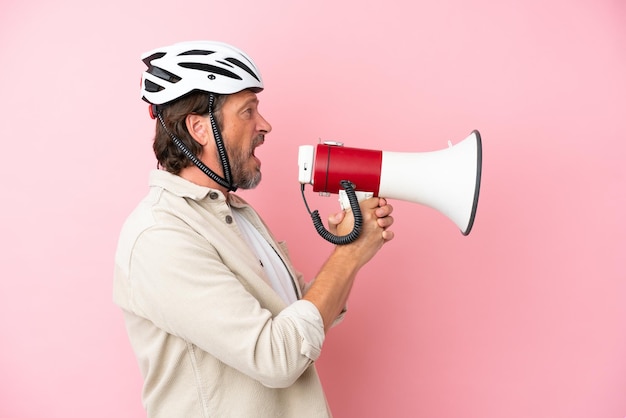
[328,210,346,234]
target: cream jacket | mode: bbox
[114,170,333,417]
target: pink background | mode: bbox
[1,0,624,417]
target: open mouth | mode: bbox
[251,136,264,156]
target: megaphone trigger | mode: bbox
[338,190,374,210]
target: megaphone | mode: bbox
[298,130,482,244]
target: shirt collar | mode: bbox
[149,169,224,201]
[148,169,249,207]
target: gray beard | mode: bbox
[233,167,262,189]
[225,141,262,190]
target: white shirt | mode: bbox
[232,208,298,304]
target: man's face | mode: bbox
[219,90,272,189]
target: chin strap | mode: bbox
[206,94,236,190]
[153,96,237,192]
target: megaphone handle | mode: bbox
[308,180,363,245]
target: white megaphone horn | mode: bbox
[298,130,482,244]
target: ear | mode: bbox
[185,114,211,146]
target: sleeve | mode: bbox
[302,279,347,328]
[278,240,347,328]
[127,221,325,389]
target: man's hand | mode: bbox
[330,197,394,267]
[328,197,394,243]
[306,197,395,331]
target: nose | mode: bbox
[258,113,272,134]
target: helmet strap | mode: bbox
[207,93,236,191]
[156,110,237,192]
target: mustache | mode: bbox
[253,135,265,147]
[249,135,264,155]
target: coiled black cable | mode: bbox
[207,93,235,189]
[301,180,363,245]
[156,111,237,191]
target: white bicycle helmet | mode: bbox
[140,40,264,105]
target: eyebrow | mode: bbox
[238,96,259,110]
[246,96,259,105]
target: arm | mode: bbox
[303,197,394,332]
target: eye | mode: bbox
[241,105,258,118]
[240,99,259,118]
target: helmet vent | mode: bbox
[148,66,182,84]
[178,49,216,56]
[144,79,165,93]
[142,52,166,66]
[216,59,235,68]
[225,58,260,82]
[178,62,243,81]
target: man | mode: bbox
[114,40,394,417]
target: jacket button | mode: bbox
[209,191,219,200]
[225,215,233,224]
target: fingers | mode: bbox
[375,198,393,217]
[374,198,393,227]
[377,215,394,229]
[375,198,394,241]
[329,197,394,241]
[382,228,394,241]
